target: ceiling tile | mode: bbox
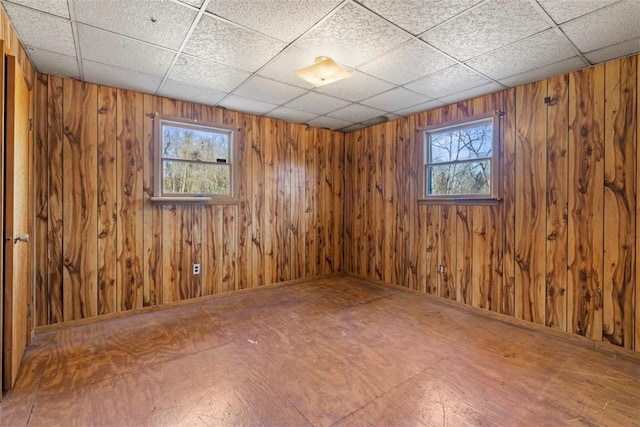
[316,70,395,102]
[405,64,491,98]
[308,116,352,130]
[168,55,250,92]
[438,82,504,104]
[465,29,576,80]
[233,76,307,105]
[268,107,318,124]
[218,94,278,115]
[3,2,75,56]
[257,46,318,89]
[294,2,411,68]
[584,36,640,64]
[326,103,386,122]
[359,39,456,85]
[537,0,619,24]
[561,0,640,53]
[26,46,79,78]
[177,0,204,7]
[83,60,163,94]
[421,0,550,61]
[158,80,228,106]
[284,92,351,115]
[499,56,586,87]
[184,13,286,72]
[394,99,446,116]
[3,0,69,18]
[207,0,342,43]
[74,0,197,50]
[78,24,175,77]
[356,0,481,35]
[361,87,431,112]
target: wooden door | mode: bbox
[3,55,31,391]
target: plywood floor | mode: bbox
[1,276,639,426]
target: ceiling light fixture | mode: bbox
[294,56,351,87]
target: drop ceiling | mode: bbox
[3,0,640,132]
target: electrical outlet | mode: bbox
[193,263,200,275]
[438,265,446,274]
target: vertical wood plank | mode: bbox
[116,89,144,311]
[603,57,636,349]
[515,81,547,324]
[276,120,291,281]
[142,94,163,306]
[343,131,354,274]
[488,205,502,312]
[161,205,180,303]
[289,124,304,279]
[372,126,384,281]
[47,76,64,324]
[471,206,491,309]
[263,118,277,284]
[235,112,252,289]
[407,113,426,291]
[62,79,98,321]
[354,130,366,278]
[96,85,117,316]
[568,64,605,340]
[502,88,517,317]
[332,128,344,274]
[456,206,473,304]
[392,120,405,285]
[439,205,455,300]
[546,75,569,330]
[305,127,318,277]
[191,205,201,298]
[637,56,640,351]
[34,73,49,326]
[249,115,264,287]
[316,130,329,276]
[424,206,438,295]
[202,205,223,296]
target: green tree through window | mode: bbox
[424,115,498,199]
[156,118,235,198]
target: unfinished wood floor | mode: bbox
[1,276,639,426]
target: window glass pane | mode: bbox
[429,121,492,163]
[162,125,230,162]
[163,161,230,195]
[427,161,491,195]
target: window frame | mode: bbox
[151,115,239,205]
[419,112,501,204]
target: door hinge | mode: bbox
[29,118,33,131]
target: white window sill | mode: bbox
[149,196,239,205]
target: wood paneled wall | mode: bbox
[0,7,34,88]
[34,76,344,325]
[32,52,639,353]
[345,55,640,352]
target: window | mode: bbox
[152,116,237,203]
[422,114,500,201]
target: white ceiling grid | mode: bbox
[2,0,639,132]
